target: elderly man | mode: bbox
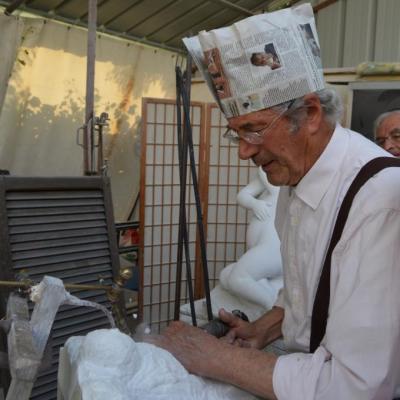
[146,5,400,400]
[374,110,400,157]
[148,88,400,399]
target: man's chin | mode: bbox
[262,162,286,186]
[263,170,286,186]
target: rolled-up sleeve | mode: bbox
[273,209,400,400]
[273,347,330,399]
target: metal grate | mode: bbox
[0,176,120,400]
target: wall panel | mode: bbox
[374,0,400,62]
[342,0,376,67]
[317,0,346,68]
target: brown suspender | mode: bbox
[310,157,400,353]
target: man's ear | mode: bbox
[303,93,323,134]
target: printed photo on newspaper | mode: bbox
[183,3,325,118]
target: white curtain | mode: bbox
[0,14,24,115]
[0,16,181,220]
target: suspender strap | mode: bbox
[310,157,400,353]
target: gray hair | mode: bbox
[272,88,343,132]
[373,110,400,138]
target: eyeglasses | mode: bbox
[375,131,400,147]
[223,100,296,145]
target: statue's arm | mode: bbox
[237,177,270,220]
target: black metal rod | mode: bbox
[178,68,213,322]
[173,66,196,325]
[180,60,197,326]
[173,67,184,320]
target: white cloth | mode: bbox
[272,124,400,399]
[58,328,257,400]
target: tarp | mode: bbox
[0,15,208,220]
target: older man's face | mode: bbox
[227,108,312,186]
[376,114,400,157]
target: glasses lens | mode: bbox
[223,129,240,144]
[242,132,264,144]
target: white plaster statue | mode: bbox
[218,166,283,309]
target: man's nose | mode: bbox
[238,140,259,160]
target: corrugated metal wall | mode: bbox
[315,0,400,68]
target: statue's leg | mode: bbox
[219,262,236,290]
[222,245,282,309]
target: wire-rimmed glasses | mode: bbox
[223,99,296,145]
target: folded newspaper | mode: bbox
[183,3,325,118]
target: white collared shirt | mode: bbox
[272,124,400,399]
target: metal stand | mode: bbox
[174,57,213,323]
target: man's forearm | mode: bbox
[204,343,278,399]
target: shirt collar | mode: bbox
[294,124,349,210]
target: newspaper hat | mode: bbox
[183,3,325,118]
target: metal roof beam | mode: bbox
[0,2,184,54]
[143,1,207,40]
[100,0,144,26]
[4,0,26,15]
[164,0,267,45]
[125,0,177,34]
[209,0,255,16]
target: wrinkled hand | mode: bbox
[218,309,264,349]
[143,321,228,377]
[251,200,270,221]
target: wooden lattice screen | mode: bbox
[139,99,255,332]
[205,104,257,287]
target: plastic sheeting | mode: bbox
[58,328,258,400]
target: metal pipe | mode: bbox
[84,0,97,175]
[210,0,255,16]
[0,280,117,293]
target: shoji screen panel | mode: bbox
[205,104,256,288]
[140,98,206,332]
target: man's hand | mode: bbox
[143,321,229,377]
[218,308,265,349]
[144,318,279,399]
[219,306,284,350]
